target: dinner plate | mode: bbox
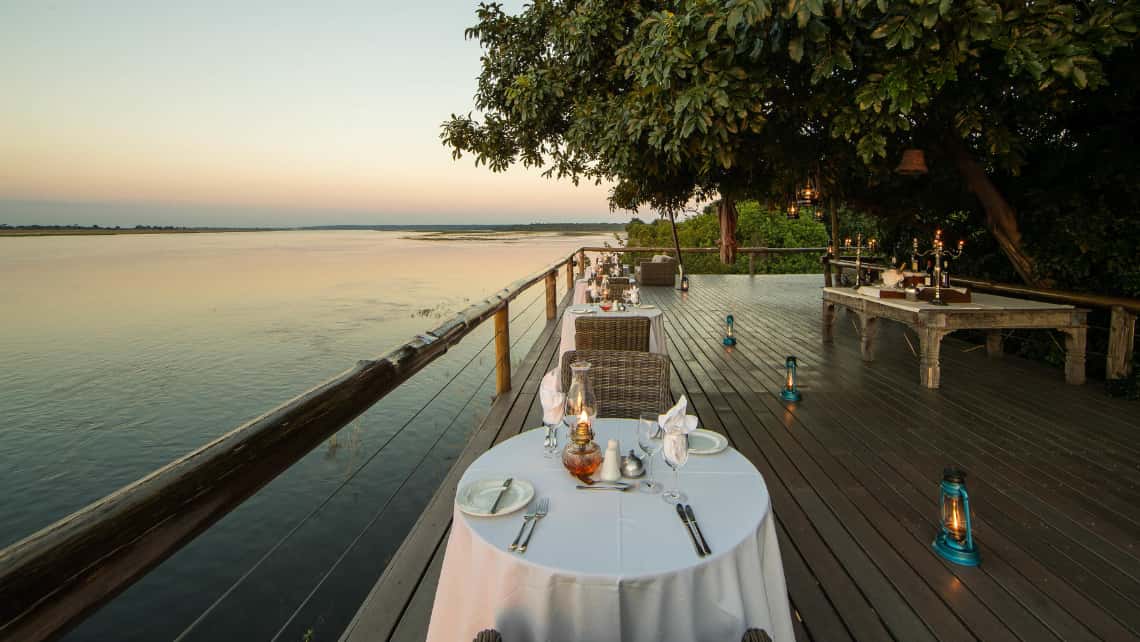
[569,307,595,314]
[636,304,657,309]
[687,429,728,455]
[456,478,535,517]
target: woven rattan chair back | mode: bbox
[605,277,632,301]
[560,349,670,418]
[575,316,650,352]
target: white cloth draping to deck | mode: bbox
[557,305,667,388]
[572,278,591,305]
[425,419,795,642]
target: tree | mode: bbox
[443,0,1138,284]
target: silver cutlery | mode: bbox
[508,504,537,551]
[488,477,513,514]
[575,484,631,491]
[685,504,711,555]
[517,497,548,553]
[675,503,706,557]
[575,474,630,489]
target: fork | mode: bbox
[517,498,549,553]
[508,504,538,551]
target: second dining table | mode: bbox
[425,418,795,641]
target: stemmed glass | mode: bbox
[636,413,663,494]
[661,431,689,504]
[543,392,565,459]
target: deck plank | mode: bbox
[344,274,1140,642]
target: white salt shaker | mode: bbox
[600,439,622,482]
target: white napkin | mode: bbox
[658,395,699,434]
[540,370,565,425]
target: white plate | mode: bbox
[688,429,728,455]
[569,307,595,314]
[456,478,535,517]
[636,304,657,309]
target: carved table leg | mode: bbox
[919,328,950,389]
[822,301,838,343]
[985,331,1004,358]
[855,312,879,362]
[1062,326,1088,385]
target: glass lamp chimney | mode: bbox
[723,314,737,346]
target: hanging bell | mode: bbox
[895,149,929,176]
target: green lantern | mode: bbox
[723,315,737,346]
[780,356,801,401]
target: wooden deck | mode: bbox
[343,274,1140,642]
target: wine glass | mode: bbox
[543,392,565,459]
[661,431,689,504]
[636,413,663,494]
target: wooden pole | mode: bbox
[565,261,573,289]
[545,272,557,320]
[829,197,839,288]
[577,250,586,277]
[494,304,511,395]
[822,255,833,287]
[1107,306,1137,379]
[748,252,756,276]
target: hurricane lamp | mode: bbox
[679,275,690,291]
[932,468,980,566]
[786,203,800,220]
[813,206,825,222]
[723,314,737,346]
[780,356,802,402]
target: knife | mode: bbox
[488,478,513,514]
[685,505,711,555]
[575,484,631,491]
[675,503,706,557]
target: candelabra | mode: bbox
[843,233,875,288]
[916,230,965,305]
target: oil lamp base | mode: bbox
[780,389,802,402]
[932,533,980,566]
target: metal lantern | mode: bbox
[780,356,801,401]
[813,206,826,222]
[796,177,819,204]
[680,275,690,291]
[786,202,800,220]
[895,148,929,175]
[932,468,980,566]
[723,314,737,346]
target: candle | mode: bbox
[578,409,589,428]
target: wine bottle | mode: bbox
[924,258,934,286]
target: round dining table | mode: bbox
[425,419,794,642]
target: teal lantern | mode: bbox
[932,468,980,566]
[680,275,690,291]
[723,315,737,346]
[780,356,801,401]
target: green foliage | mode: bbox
[624,200,829,274]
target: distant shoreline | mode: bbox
[0,223,626,238]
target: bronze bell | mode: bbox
[895,148,928,175]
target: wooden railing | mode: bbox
[823,256,1139,379]
[582,245,828,276]
[0,251,579,642]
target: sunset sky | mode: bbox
[0,1,621,226]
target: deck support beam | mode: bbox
[495,304,511,395]
[1062,326,1088,385]
[565,261,573,290]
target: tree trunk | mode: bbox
[717,198,738,264]
[667,209,685,278]
[946,136,1041,286]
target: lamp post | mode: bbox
[932,468,980,566]
[780,356,802,402]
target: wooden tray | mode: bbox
[917,287,971,303]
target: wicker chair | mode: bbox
[742,629,773,642]
[560,349,670,417]
[605,276,632,301]
[473,630,502,642]
[575,316,650,352]
[636,257,677,286]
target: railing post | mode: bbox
[577,250,586,277]
[545,271,557,320]
[565,261,573,289]
[748,252,756,276]
[1107,305,1137,379]
[495,303,511,395]
[822,254,833,287]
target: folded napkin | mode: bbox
[540,370,565,424]
[658,395,699,434]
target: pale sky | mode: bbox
[0,1,621,226]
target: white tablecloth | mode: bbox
[573,279,591,305]
[558,305,667,385]
[425,419,794,642]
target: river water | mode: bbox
[0,229,614,641]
